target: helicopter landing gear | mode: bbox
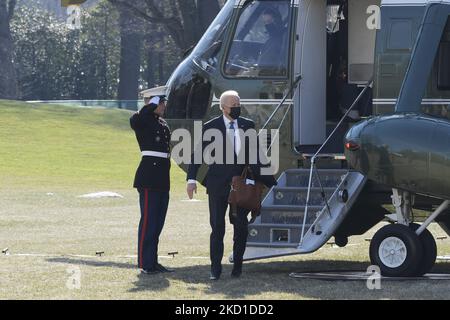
[370,189,449,277]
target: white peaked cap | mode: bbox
[141,85,168,98]
[149,96,161,105]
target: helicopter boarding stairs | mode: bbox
[242,167,366,261]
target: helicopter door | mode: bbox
[293,0,327,148]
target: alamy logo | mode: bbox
[66,5,81,30]
[366,265,381,290]
[367,5,381,30]
[170,122,280,175]
[66,266,81,290]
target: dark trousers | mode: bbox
[208,193,249,275]
[137,188,169,270]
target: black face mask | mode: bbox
[265,23,279,36]
[229,107,241,120]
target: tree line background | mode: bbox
[0,0,224,101]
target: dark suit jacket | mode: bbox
[187,115,277,197]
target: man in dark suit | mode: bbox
[130,86,174,275]
[186,90,276,280]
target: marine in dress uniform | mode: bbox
[130,86,174,274]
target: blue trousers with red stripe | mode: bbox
[137,188,169,270]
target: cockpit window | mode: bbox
[223,0,291,78]
[422,17,450,120]
[437,17,450,90]
[191,0,234,71]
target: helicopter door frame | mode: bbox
[293,0,327,148]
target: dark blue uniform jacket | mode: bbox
[130,105,171,192]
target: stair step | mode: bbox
[260,206,322,224]
[285,169,348,188]
[249,223,308,228]
[272,187,335,206]
[245,242,299,248]
[262,205,323,212]
[247,223,311,245]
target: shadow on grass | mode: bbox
[47,257,170,292]
[164,260,450,299]
[162,259,371,299]
[46,257,450,299]
[47,257,136,270]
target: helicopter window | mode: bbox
[387,20,413,51]
[438,17,450,90]
[422,17,450,119]
[223,0,291,78]
[422,104,450,120]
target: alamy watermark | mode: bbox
[66,5,82,30]
[366,5,381,30]
[366,265,381,290]
[66,266,81,290]
[64,3,381,31]
[170,122,279,175]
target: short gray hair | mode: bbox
[219,90,240,110]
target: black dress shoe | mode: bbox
[231,264,242,278]
[210,272,220,280]
[141,268,159,275]
[155,263,175,273]
[231,268,242,278]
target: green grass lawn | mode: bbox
[0,100,188,192]
[1,99,450,300]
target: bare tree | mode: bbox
[0,0,18,99]
[108,0,221,51]
[108,0,222,104]
[197,0,221,33]
[117,4,143,104]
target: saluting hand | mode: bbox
[187,183,197,200]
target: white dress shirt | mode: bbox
[222,115,241,156]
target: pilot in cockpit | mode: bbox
[224,3,289,77]
[257,7,285,75]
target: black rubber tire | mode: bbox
[370,224,424,277]
[409,223,437,276]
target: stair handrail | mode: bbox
[260,75,302,133]
[256,74,302,171]
[299,79,374,246]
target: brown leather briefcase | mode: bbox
[228,166,264,215]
